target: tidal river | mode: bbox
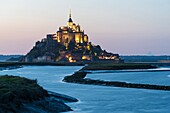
[1,66,170,113]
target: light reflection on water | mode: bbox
[0,66,170,113]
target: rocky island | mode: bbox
[21,12,123,63]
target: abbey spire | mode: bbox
[68,9,73,23]
[69,9,71,18]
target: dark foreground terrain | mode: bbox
[0,75,78,113]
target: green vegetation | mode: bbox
[82,63,157,70]
[0,75,48,112]
[0,75,77,113]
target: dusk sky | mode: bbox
[0,0,170,55]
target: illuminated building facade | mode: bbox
[50,11,89,50]
[23,11,123,63]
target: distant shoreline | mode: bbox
[62,63,170,91]
[81,63,157,70]
[0,62,84,66]
[1,61,170,72]
[63,70,170,91]
[0,62,84,71]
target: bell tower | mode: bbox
[67,10,73,28]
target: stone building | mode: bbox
[48,11,89,50]
[22,11,123,63]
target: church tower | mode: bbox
[67,10,73,28]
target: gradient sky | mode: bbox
[0,0,170,55]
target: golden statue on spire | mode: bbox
[69,9,71,18]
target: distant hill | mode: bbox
[120,55,170,63]
[0,55,23,62]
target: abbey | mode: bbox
[23,12,122,63]
[48,12,90,50]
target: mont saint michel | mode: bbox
[1,1,170,113]
[22,12,122,63]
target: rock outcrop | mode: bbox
[0,75,78,113]
[22,36,122,63]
